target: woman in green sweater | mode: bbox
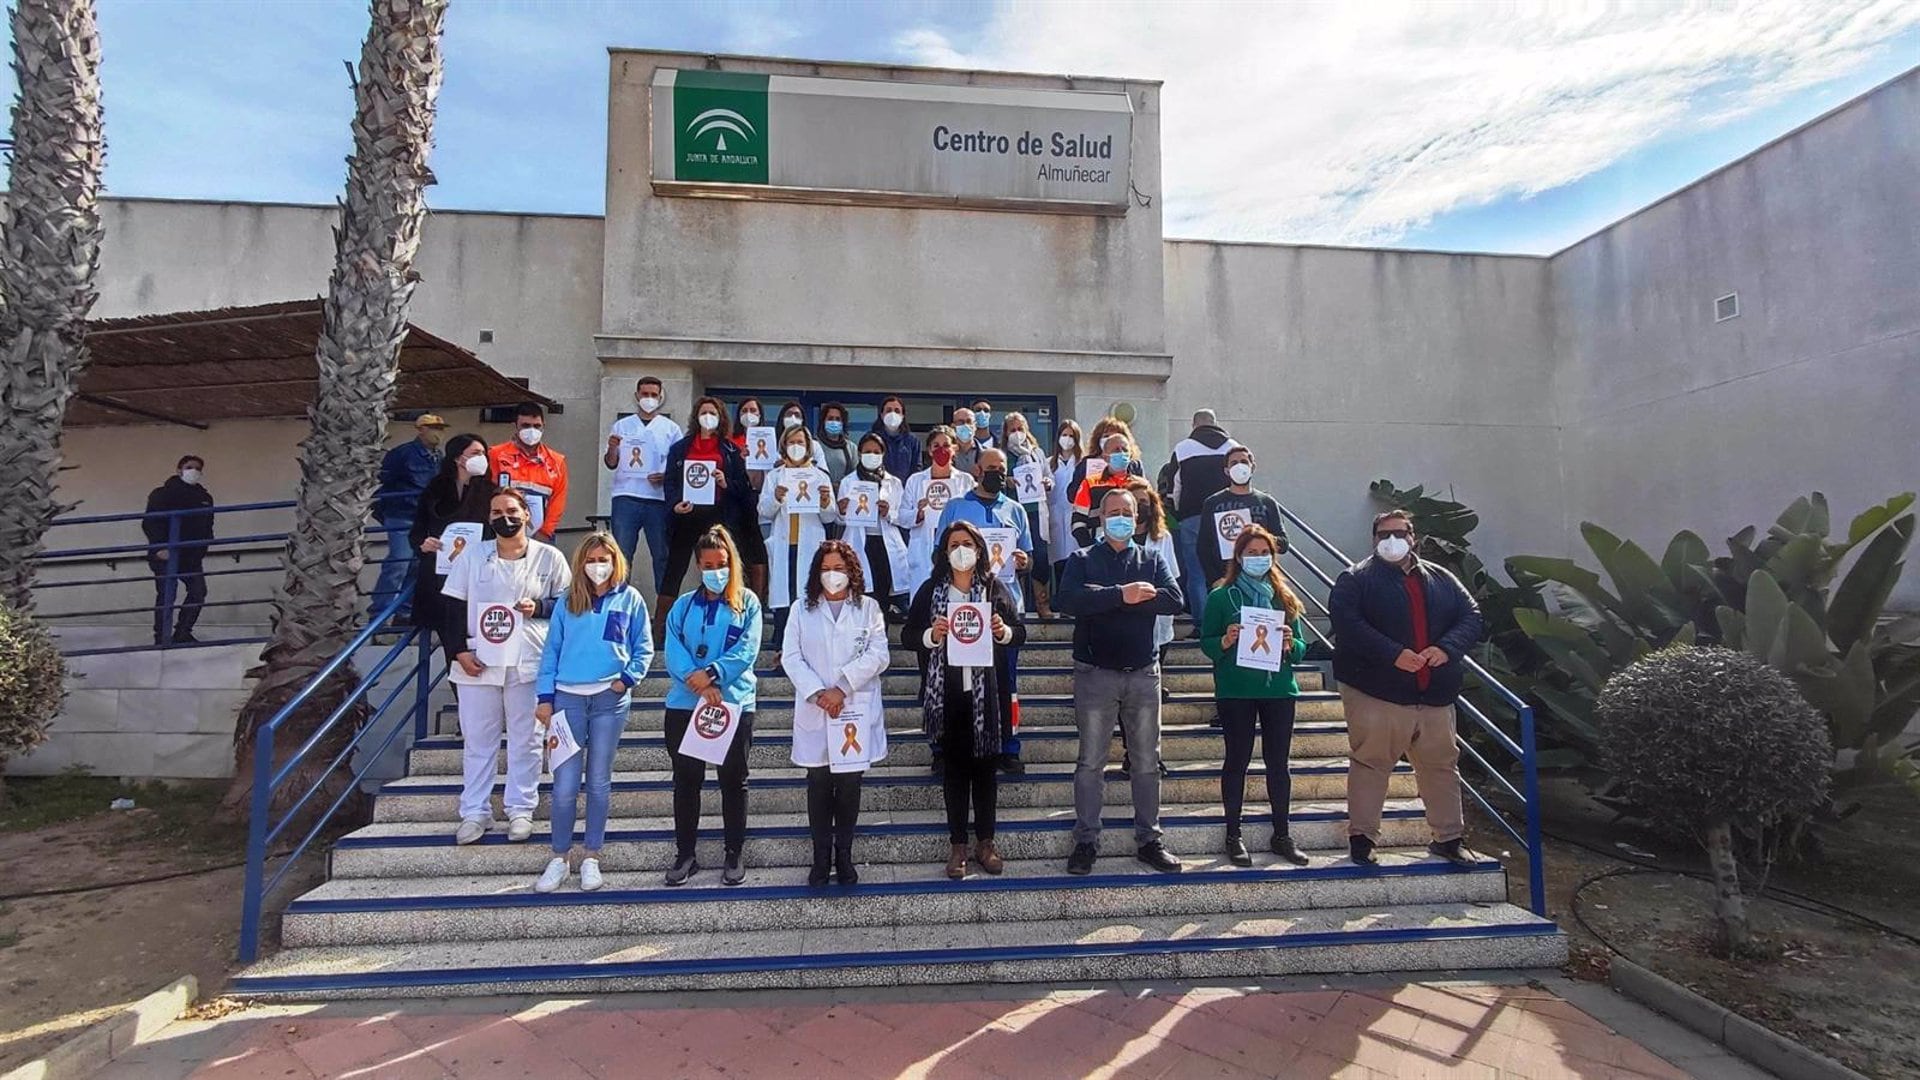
[1201,525,1312,867]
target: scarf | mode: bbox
[1230,572,1276,611]
[923,577,997,757]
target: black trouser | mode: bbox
[806,767,863,863]
[150,554,207,641]
[940,680,998,844]
[663,707,755,859]
[662,505,728,600]
[863,534,898,609]
[1218,697,1297,836]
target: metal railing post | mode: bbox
[1519,703,1547,916]
[158,514,181,646]
[238,726,276,964]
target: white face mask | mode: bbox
[948,546,978,572]
[883,411,903,430]
[1228,462,1254,485]
[517,427,543,447]
[741,411,761,426]
[859,451,884,470]
[1058,434,1076,451]
[463,453,488,477]
[784,442,807,462]
[820,569,850,595]
[698,412,720,431]
[636,395,660,413]
[179,468,202,485]
[1376,535,1413,562]
[584,562,615,585]
[782,415,803,429]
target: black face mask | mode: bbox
[490,516,525,538]
[979,469,1007,495]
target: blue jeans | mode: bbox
[610,497,671,595]
[1176,515,1207,625]
[548,687,630,854]
[373,514,416,617]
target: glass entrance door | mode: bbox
[706,388,1060,448]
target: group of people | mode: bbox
[386,383,1484,893]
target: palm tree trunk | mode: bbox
[0,0,105,610]
[221,0,448,822]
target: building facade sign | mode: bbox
[651,68,1134,214]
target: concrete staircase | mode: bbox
[231,617,1565,998]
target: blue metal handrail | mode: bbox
[238,590,447,963]
[1274,500,1547,917]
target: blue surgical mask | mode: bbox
[955,423,975,443]
[1240,554,1273,577]
[701,567,731,593]
[1103,516,1137,543]
[1108,451,1131,473]
[824,420,844,437]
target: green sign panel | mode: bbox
[671,70,769,184]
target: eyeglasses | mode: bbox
[1374,528,1413,540]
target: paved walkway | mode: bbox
[96,975,1771,1079]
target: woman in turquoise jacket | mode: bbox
[532,533,653,894]
[660,524,762,887]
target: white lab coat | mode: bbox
[1145,529,1179,651]
[1048,457,1082,559]
[759,464,839,609]
[896,467,976,600]
[837,472,908,594]
[781,595,890,768]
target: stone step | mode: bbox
[409,721,1355,774]
[330,800,1437,878]
[369,759,1415,822]
[630,666,1318,699]
[231,901,1566,999]
[281,851,1509,948]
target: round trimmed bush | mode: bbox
[0,602,66,798]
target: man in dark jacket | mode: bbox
[142,455,215,645]
[1329,509,1484,868]
[1197,446,1290,589]
[372,413,446,621]
[1165,409,1240,626]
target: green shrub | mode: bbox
[1598,646,1831,953]
[0,602,66,800]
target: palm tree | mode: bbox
[221,0,449,819]
[0,0,105,610]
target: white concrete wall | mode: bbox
[1162,240,1564,568]
[1550,69,1920,604]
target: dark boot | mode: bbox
[1270,833,1310,866]
[1225,832,1252,867]
[1349,835,1377,866]
[833,773,861,886]
[809,838,832,888]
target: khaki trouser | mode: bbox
[1341,685,1465,844]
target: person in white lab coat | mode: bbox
[896,425,976,602]
[838,432,909,621]
[1046,419,1085,614]
[781,540,891,887]
[760,424,838,664]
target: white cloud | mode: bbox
[895,1,1920,245]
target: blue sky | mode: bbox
[23,1,1920,255]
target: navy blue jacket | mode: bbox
[869,424,922,484]
[377,440,440,519]
[1054,539,1184,670]
[663,434,756,526]
[1329,555,1483,706]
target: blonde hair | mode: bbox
[695,525,747,613]
[566,533,629,616]
[778,424,815,465]
[1086,416,1139,461]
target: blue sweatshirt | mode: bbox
[535,585,655,704]
[662,587,762,711]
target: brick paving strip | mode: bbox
[88,974,1773,1079]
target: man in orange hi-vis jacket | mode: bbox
[489,402,569,541]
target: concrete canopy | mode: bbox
[72,298,552,429]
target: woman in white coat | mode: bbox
[1046,419,1084,596]
[838,432,909,621]
[782,540,891,886]
[895,425,975,602]
[760,424,839,664]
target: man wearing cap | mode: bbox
[373,414,447,622]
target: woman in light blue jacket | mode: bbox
[660,524,763,887]
[532,533,653,893]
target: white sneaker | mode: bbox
[455,818,492,845]
[534,856,569,893]
[507,815,535,842]
[579,858,603,892]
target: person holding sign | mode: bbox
[530,534,655,893]
[660,525,763,886]
[1046,419,1085,586]
[935,447,1035,773]
[605,376,683,596]
[410,435,496,654]
[781,541,890,887]
[897,426,975,604]
[439,489,570,847]
[1200,525,1311,867]
[761,426,839,663]
[1198,446,1290,593]
[838,432,908,620]
[904,522,1026,880]
[661,397,758,640]
[1001,412,1057,618]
